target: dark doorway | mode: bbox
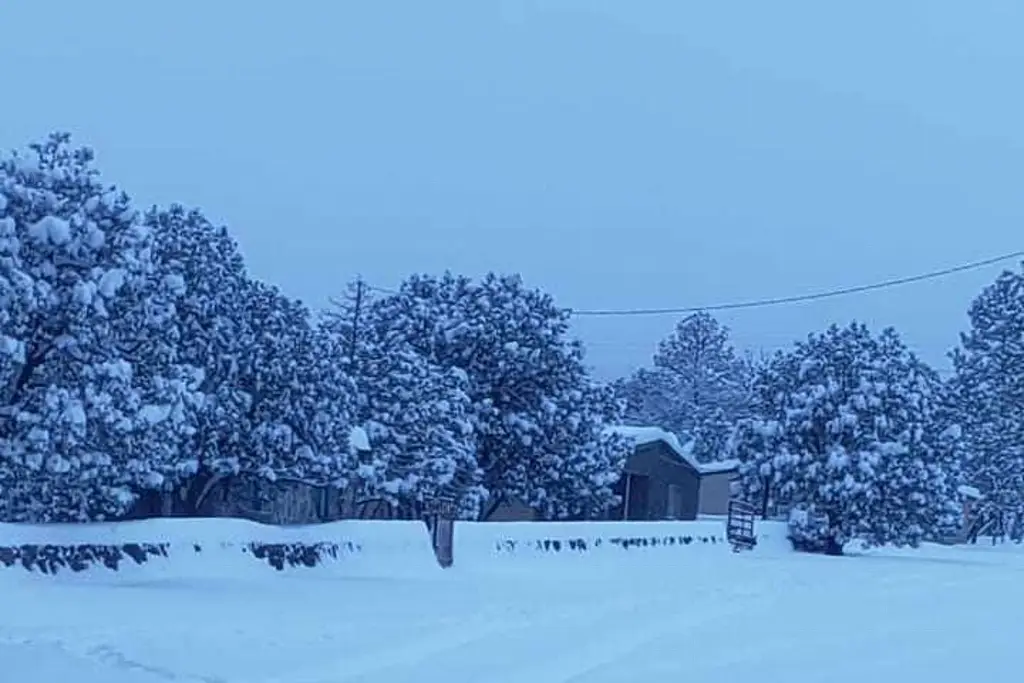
[626,474,650,520]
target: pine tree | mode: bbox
[230,281,356,489]
[728,415,788,519]
[860,328,964,547]
[324,279,484,518]
[620,312,751,462]
[146,205,259,513]
[731,323,964,553]
[0,134,197,521]
[374,272,630,519]
[527,381,630,520]
[951,264,1024,538]
[150,207,358,514]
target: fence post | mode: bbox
[424,497,457,568]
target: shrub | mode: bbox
[788,505,842,555]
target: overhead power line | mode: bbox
[570,249,1024,317]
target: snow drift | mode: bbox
[0,517,791,580]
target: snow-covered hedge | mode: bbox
[0,518,437,577]
[0,542,168,573]
[0,519,793,577]
[455,520,791,566]
[0,540,355,573]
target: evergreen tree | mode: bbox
[620,312,751,462]
[728,415,788,519]
[230,281,356,489]
[374,272,630,519]
[0,134,197,521]
[146,205,257,513]
[860,328,964,547]
[150,208,358,514]
[731,323,964,553]
[951,264,1024,537]
[528,381,630,520]
[324,279,484,519]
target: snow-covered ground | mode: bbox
[2,525,1021,683]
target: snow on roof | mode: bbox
[958,485,982,500]
[605,425,701,470]
[698,459,740,475]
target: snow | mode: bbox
[98,267,127,297]
[699,459,740,475]
[606,424,701,469]
[28,215,72,245]
[63,400,87,426]
[137,404,172,426]
[349,425,371,452]
[85,223,106,248]
[0,334,25,362]
[162,272,187,296]
[45,454,72,474]
[1,517,1022,682]
[958,484,982,499]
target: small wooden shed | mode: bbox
[482,426,705,522]
[605,426,703,521]
[697,459,741,516]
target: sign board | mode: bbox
[726,498,757,551]
[424,497,458,519]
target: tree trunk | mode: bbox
[760,479,771,519]
[177,470,228,517]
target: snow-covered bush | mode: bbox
[787,504,839,555]
[730,323,965,554]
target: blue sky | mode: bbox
[2,1,1022,379]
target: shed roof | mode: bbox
[698,459,740,475]
[605,425,700,470]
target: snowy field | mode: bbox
[2,523,1022,683]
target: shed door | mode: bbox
[626,474,650,520]
[667,484,684,519]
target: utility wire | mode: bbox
[358,250,1021,317]
[570,250,1024,317]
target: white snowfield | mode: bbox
[1,518,1021,683]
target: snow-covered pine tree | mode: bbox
[0,134,197,521]
[145,205,257,514]
[951,264,1024,537]
[374,272,630,520]
[860,328,964,547]
[323,279,484,519]
[149,206,357,513]
[730,323,964,553]
[728,414,789,519]
[619,312,751,462]
[229,280,357,491]
[526,381,630,520]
